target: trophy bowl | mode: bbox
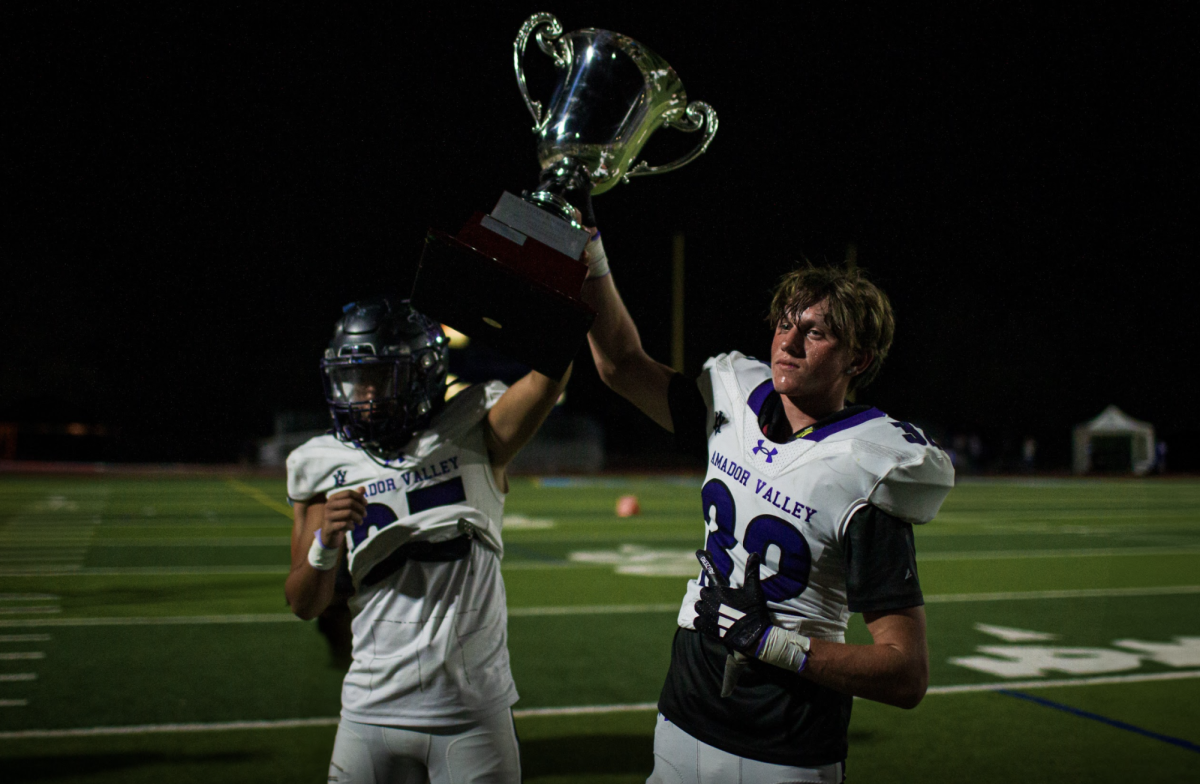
[516,13,718,221]
[411,14,716,379]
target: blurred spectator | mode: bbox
[968,434,983,472]
[1022,437,1037,473]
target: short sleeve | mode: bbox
[286,443,320,503]
[843,504,924,613]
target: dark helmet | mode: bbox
[320,299,449,452]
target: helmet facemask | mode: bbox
[321,300,448,454]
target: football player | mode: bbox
[285,298,568,784]
[580,236,954,783]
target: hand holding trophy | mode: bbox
[411,13,718,378]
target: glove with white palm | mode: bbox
[694,549,812,695]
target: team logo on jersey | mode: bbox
[712,411,728,434]
[333,469,348,487]
[752,440,778,463]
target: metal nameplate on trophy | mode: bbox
[411,13,718,379]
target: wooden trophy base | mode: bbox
[411,199,595,380]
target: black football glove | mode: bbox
[694,549,771,656]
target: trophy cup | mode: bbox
[411,13,718,378]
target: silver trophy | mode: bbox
[412,14,716,378]
[515,12,718,223]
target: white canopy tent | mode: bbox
[1073,405,1156,475]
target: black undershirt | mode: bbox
[659,371,923,765]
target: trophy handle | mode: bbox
[514,13,573,133]
[623,102,719,182]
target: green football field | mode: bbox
[0,473,1197,782]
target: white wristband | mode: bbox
[756,626,811,672]
[586,233,610,279]
[307,529,339,571]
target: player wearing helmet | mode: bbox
[285,298,568,784]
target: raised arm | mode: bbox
[580,236,676,431]
[485,366,572,479]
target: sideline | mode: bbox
[3,671,1197,740]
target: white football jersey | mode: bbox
[287,382,508,582]
[287,381,518,726]
[677,353,955,642]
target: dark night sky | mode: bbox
[4,3,1196,466]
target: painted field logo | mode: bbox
[950,624,1200,678]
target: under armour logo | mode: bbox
[752,440,778,463]
[712,411,728,434]
[333,469,348,487]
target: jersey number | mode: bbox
[891,420,940,448]
[348,476,467,550]
[701,479,812,601]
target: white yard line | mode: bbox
[1,545,1198,579]
[0,634,51,642]
[2,585,1197,629]
[0,673,37,682]
[0,700,28,708]
[0,493,105,572]
[0,566,289,577]
[514,702,658,717]
[0,717,338,738]
[87,538,290,547]
[4,670,1197,739]
[0,652,45,661]
[918,546,1200,561]
[0,614,300,629]
[509,604,680,617]
[925,585,1200,602]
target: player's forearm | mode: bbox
[799,637,929,708]
[486,366,571,467]
[582,273,647,381]
[285,565,337,621]
[582,274,675,429]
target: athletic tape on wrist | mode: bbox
[586,233,610,279]
[307,530,339,571]
[756,626,811,673]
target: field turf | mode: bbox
[0,473,1197,782]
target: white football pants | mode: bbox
[328,709,520,784]
[647,713,845,784]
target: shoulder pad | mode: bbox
[406,380,509,453]
[867,443,955,524]
[286,434,350,503]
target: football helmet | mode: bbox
[321,299,449,452]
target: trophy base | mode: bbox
[411,225,594,380]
